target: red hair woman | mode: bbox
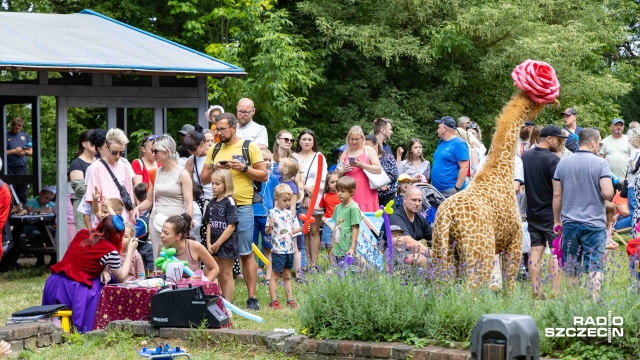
[42,215,138,332]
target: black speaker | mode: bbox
[151,285,229,328]
[470,314,539,360]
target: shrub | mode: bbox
[298,250,640,357]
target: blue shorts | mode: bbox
[253,216,273,250]
[562,222,606,274]
[272,253,294,273]
[237,205,254,256]
[321,223,332,245]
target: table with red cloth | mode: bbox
[93,280,231,330]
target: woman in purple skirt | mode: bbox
[42,215,138,332]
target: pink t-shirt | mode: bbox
[83,159,135,227]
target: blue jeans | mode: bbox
[562,222,606,274]
[615,216,632,230]
[237,205,254,256]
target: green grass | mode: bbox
[15,330,294,359]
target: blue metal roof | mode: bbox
[0,9,247,77]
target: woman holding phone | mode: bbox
[338,125,382,212]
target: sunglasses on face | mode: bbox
[279,137,294,143]
[109,149,125,157]
[151,149,162,155]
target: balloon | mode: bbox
[375,201,395,275]
[252,244,270,266]
[222,298,264,323]
[299,153,324,234]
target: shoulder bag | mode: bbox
[100,159,134,211]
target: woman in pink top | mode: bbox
[338,125,382,212]
[82,129,135,226]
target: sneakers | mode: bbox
[247,297,260,311]
[286,300,299,309]
[269,300,282,309]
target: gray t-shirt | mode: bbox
[599,134,632,178]
[553,150,611,228]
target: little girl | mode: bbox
[317,171,341,251]
[204,169,239,302]
[114,223,144,282]
[278,158,305,279]
[605,201,620,261]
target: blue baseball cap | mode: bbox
[435,116,456,129]
[334,144,346,153]
[612,118,624,125]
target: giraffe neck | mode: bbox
[474,91,545,184]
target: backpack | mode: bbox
[210,140,263,202]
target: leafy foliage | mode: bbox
[298,251,640,357]
[296,0,637,156]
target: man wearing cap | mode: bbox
[372,118,394,156]
[600,118,633,178]
[236,98,268,150]
[516,121,534,157]
[553,128,613,301]
[177,124,195,158]
[561,108,582,152]
[432,116,470,198]
[521,125,566,299]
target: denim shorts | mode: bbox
[237,205,254,256]
[272,253,294,273]
[562,222,606,274]
[321,223,332,245]
[253,216,273,250]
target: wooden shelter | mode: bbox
[0,10,246,259]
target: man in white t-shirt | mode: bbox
[236,98,268,149]
[600,118,633,178]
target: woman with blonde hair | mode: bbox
[272,130,295,179]
[338,125,382,212]
[132,135,194,260]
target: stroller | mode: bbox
[413,183,446,225]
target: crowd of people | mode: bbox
[2,97,633,332]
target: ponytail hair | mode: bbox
[83,215,125,254]
[165,213,192,241]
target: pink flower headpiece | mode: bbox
[511,60,560,104]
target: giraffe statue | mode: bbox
[431,90,548,291]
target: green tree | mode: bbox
[296,0,637,157]
[168,0,325,136]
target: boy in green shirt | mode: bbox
[331,176,361,263]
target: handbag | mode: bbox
[99,159,134,211]
[364,169,391,189]
[621,170,629,198]
[192,157,205,198]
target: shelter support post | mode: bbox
[55,96,68,261]
[196,77,208,130]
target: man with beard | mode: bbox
[201,112,268,310]
[561,108,582,153]
[521,125,566,300]
[600,118,633,178]
[516,121,534,157]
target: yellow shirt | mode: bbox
[205,140,263,206]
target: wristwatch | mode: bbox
[454,185,461,192]
[243,165,249,173]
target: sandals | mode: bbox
[257,270,266,279]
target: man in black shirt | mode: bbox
[381,187,431,256]
[521,125,566,299]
